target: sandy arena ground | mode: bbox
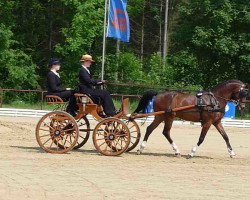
[0,116,250,200]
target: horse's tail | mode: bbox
[133,91,158,114]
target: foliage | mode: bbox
[171,0,250,89]
[0,23,38,89]
[0,0,249,93]
[144,54,174,86]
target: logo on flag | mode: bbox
[107,0,130,43]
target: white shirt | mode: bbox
[82,65,90,74]
[81,65,103,85]
[51,70,60,78]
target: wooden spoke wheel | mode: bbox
[124,120,141,152]
[73,116,90,149]
[92,118,130,156]
[36,111,79,154]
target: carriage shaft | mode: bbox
[131,105,196,119]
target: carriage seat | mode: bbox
[74,93,102,105]
[45,95,65,105]
[74,93,104,116]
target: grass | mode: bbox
[3,101,55,110]
[1,99,139,113]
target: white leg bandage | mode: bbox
[189,145,197,157]
[137,141,147,154]
[228,148,236,157]
[171,142,180,154]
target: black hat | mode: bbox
[48,58,61,68]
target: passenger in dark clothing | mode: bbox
[78,54,117,117]
[47,58,77,116]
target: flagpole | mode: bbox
[101,0,109,81]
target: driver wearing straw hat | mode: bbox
[78,54,117,117]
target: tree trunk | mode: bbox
[159,0,163,57]
[140,0,145,64]
[163,0,169,65]
[48,2,53,56]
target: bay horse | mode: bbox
[133,80,248,158]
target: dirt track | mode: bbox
[0,116,250,200]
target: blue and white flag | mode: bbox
[107,0,130,43]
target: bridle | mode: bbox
[215,84,249,106]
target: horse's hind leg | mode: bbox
[162,118,181,157]
[187,121,212,159]
[214,121,235,158]
[137,115,164,154]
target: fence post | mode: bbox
[41,91,44,110]
[0,89,3,108]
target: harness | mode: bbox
[164,84,248,124]
[195,91,225,124]
[214,84,248,106]
[196,84,248,123]
[196,92,222,112]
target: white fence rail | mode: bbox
[0,108,49,118]
[0,108,250,128]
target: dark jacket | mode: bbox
[79,67,102,92]
[47,71,65,93]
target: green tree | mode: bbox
[171,0,250,88]
[0,24,38,89]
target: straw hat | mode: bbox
[80,54,95,62]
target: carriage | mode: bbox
[36,93,141,156]
[36,80,248,158]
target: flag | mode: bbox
[107,0,130,43]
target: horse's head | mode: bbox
[213,80,249,109]
[230,83,249,110]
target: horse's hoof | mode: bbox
[186,154,193,159]
[230,155,236,158]
[175,153,181,158]
[137,150,141,155]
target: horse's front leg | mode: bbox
[137,116,163,154]
[187,121,212,159]
[162,118,181,157]
[214,121,235,158]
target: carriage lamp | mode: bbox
[81,96,88,104]
[81,96,88,111]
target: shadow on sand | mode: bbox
[10,145,104,156]
[10,145,46,153]
[10,145,213,159]
[126,151,213,159]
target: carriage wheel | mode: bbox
[125,120,141,152]
[73,116,90,149]
[103,120,140,152]
[36,111,79,154]
[93,118,130,156]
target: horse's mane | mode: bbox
[212,80,243,91]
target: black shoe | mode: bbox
[107,110,120,117]
[114,110,121,115]
[63,123,73,130]
[99,114,108,118]
[71,111,77,117]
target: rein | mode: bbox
[214,83,248,106]
[214,95,239,105]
